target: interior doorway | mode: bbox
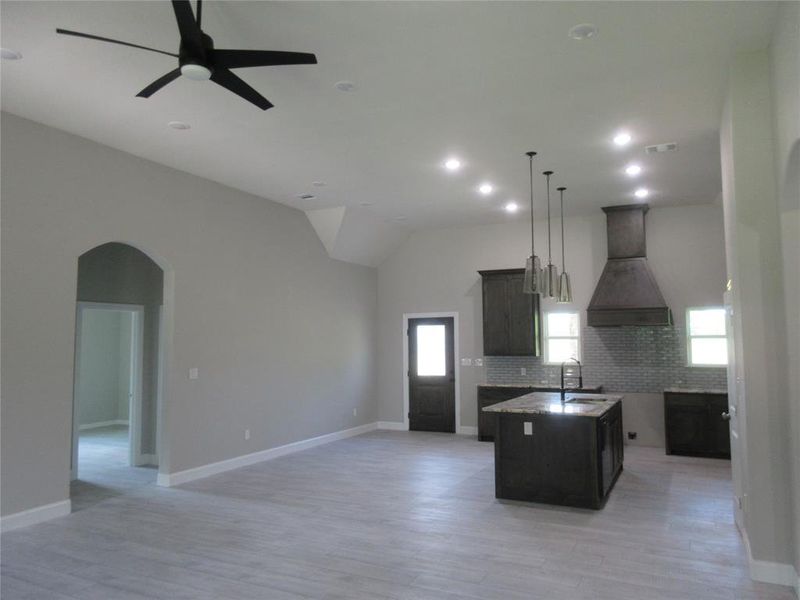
[72,303,143,479]
[406,316,456,433]
[70,242,164,510]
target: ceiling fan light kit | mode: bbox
[56,0,317,110]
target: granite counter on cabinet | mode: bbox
[477,385,604,441]
[483,392,625,509]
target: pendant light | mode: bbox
[522,151,542,294]
[556,186,573,303]
[542,171,559,297]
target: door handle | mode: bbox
[721,412,731,421]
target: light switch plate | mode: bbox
[188,367,199,380]
[473,358,484,367]
[524,422,533,436]
[460,358,472,366]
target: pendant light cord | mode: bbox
[544,172,553,263]
[559,188,566,272]
[527,152,536,256]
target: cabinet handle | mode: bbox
[721,412,731,421]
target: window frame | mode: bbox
[686,306,728,368]
[543,310,582,365]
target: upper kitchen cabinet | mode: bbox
[479,269,541,356]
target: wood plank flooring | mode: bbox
[1,431,795,599]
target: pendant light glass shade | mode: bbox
[523,254,542,294]
[556,186,573,303]
[523,151,542,294]
[557,271,573,303]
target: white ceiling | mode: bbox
[1,1,778,233]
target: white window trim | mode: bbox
[543,310,582,365]
[686,307,728,368]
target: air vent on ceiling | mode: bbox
[645,142,678,154]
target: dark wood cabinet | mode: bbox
[479,269,541,357]
[478,385,604,442]
[664,391,730,458]
[493,402,623,509]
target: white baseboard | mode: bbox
[157,422,378,487]
[742,524,799,590]
[377,421,407,431]
[1,500,71,533]
[79,419,129,431]
[377,421,478,435]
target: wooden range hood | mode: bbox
[587,204,672,327]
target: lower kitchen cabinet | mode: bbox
[664,391,730,458]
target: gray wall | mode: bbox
[77,309,131,426]
[77,242,164,454]
[377,204,728,447]
[720,42,796,570]
[0,113,378,516]
[769,1,800,579]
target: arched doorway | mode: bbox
[70,242,165,509]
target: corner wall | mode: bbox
[0,113,378,517]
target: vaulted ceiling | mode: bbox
[1,1,778,240]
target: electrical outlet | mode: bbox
[188,367,199,380]
[460,358,472,366]
[523,422,533,436]
[244,429,250,441]
[353,408,357,417]
[473,358,484,367]
[520,367,527,376]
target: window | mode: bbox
[687,307,728,367]
[416,324,446,376]
[544,312,581,364]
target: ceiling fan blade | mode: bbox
[56,28,178,58]
[210,68,273,110]
[136,68,182,98]
[171,0,203,55]
[213,49,317,69]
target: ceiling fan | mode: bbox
[56,0,317,110]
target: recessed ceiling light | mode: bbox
[1,48,22,60]
[359,201,374,207]
[504,202,519,213]
[634,188,649,199]
[613,132,632,146]
[568,24,597,40]
[625,164,642,177]
[312,181,326,187]
[394,216,407,222]
[478,183,494,196]
[335,80,356,92]
[444,157,462,171]
[167,121,191,130]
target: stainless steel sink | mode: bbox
[565,397,609,404]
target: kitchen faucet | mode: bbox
[560,358,583,403]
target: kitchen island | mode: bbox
[483,392,624,509]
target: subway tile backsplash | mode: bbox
[485,325,728,393]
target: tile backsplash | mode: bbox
[485,325,728,393]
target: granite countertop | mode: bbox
[482,392,623,418]
[664,387,728,395]
[478,383,604,391]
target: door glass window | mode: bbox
[416,324,446,376]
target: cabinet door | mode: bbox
[708,395,731,457]
[482,277,508,355]
[507,274,539,355]
[478,387,532,441]
[665,398,708,455]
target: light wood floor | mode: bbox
[1,431,795,599]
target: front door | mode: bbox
[408,317,455,433]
